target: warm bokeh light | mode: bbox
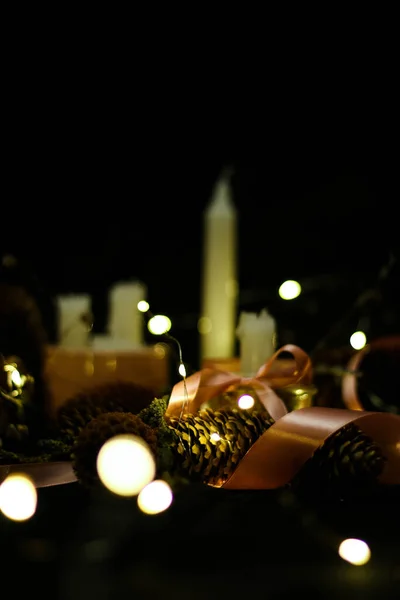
[153,343,167,358]
[238,394,255,409]
[0,474,37,521]
[278,280,302,300]
[178,363,187,377]
[10,368,23,387]
[210,432,221,442]
[197,316,212,334]
[4,362,26,390]
[137,300,150,312]
[137,479,173,515]
[148,315,172,335]
[338,538,371,566]
[350,331,367,350]
[96,434,156,496]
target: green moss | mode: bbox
[138,396,178,474]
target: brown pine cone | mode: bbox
[72,411,157,488]
[291,423,386,497]
[56,381,156,441]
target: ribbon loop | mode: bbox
[256,343,313,388]
[166,345,312,421]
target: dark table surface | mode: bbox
[1,479,399,600]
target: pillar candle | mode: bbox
[57,294,91,348]
[236,312,260,377]
[236,309,276,377]
[200,169,238,361]
[108,281,147,347]
[257,308,277,362]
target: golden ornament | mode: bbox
[275,383,318,411]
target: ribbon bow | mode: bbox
[166,344,312,421]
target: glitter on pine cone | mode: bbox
[166,407,275,487]
[72,411,158,488]
[291,423,386,498]
[56,381,156,442]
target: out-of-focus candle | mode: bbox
[108,281,147,347]
[257,308,276,363]
[200,169,238,361]
[57,294,91,348]
[236,309,276,377]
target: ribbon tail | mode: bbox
[222,408,400,490]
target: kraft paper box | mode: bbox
[44,344,169,415]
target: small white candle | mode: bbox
[57,294,91,348]
[257,308,276,363]
[236,312,260,377]
[200,169,238,361]
[236,309,276,377]
[108,281,147,347]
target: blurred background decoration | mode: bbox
[1,160,399,410]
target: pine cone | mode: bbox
[72,411,158,488]
[166,408,275,487]
[56,381,156,442]
[292,423,386,496]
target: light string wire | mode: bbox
[140,308,192,461]
[141,309,189,424]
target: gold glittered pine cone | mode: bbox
[56,381,156,442]
[166,407,275,487]
[72,411,158,488]
[291,423,386,496]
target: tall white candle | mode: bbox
[57,294,91,348]
[200,169,238,361]
[108,281,147,347]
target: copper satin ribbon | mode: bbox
[166,344,313,421]
[167,344,400,489]
[0,461,77,488]
[223,407,400,489]
[342,335,400,411]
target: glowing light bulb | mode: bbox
[10,368,23,387]
[137,479,173,515]
[338,538,371,566]
[0,474,37,521]
[96,434,156,496]
[350,331,367,350]
[178,363,186,377]
[210,432,221,442]
[238,394,255,409]
[148,315,172,335]
[137,300,150,312]
[278,280,301,300]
